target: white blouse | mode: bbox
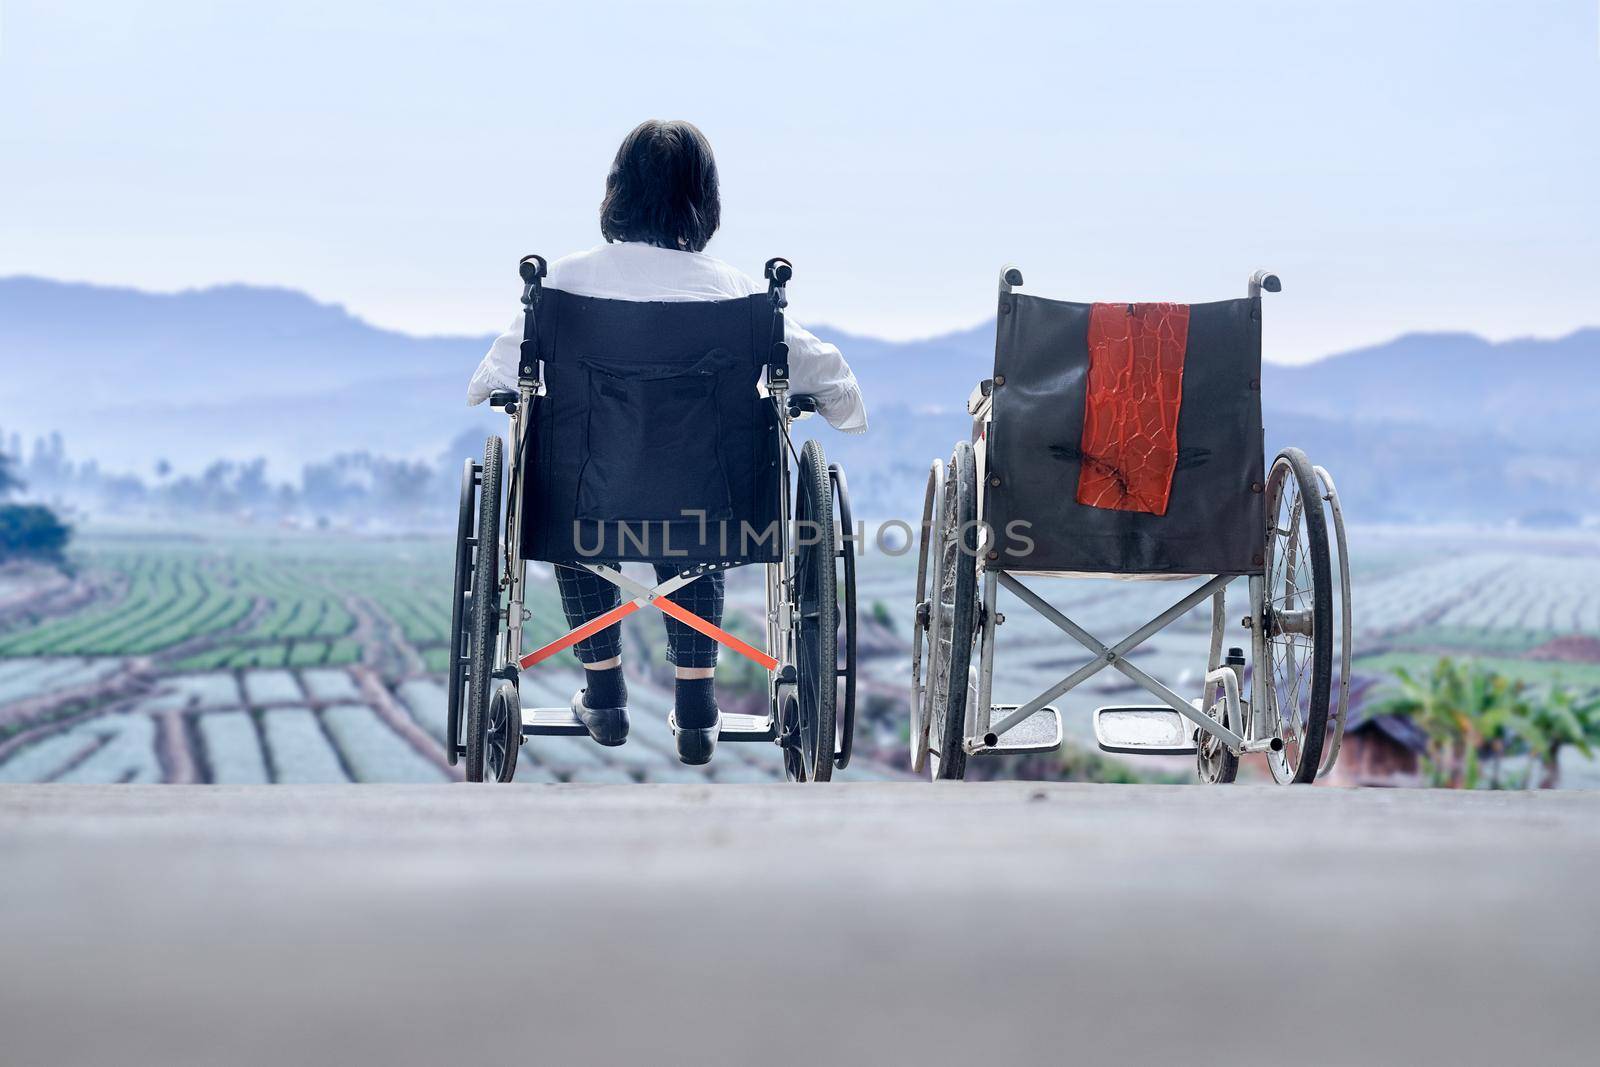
[466,242,868,434]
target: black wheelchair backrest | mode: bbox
[984,293,1266,575]
[519,289,783,565]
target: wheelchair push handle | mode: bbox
[763,256,792,379]
[1249,269,1281,297]
[517,255,548,380]
[519,254,548,284]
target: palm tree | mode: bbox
[1376,659,1600,789]
[1525,688,1600,789]
[1374,658,1531,788]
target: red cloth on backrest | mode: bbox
[1076,302,1191,515]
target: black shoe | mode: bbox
[670,709,720,765]
[571,690,628,747]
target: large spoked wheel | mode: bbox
[1261,447,1333,784]
[908,460,944,774]
[464,436,503,783]
[791,439,838,782]
[445,458,478,767]
[482,680,520,783]
[928,442,978,781]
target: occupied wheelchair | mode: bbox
[910,268,1352,783]
[446,256,858,783]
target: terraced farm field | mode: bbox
[2,524,1598,784]
[0,529,901,784]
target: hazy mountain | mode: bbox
[0,276,480,410]
[2,276,1596,519]
[804,321,996,413]
[1263,329,1600,451]
[1259,329,1600,519]
[0,276,497,471]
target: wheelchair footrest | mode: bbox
[1093,705,1199,756]
[980,705,1062,754]
[520,706,776,742]
[717,712,777,742]
[521,707,590,737]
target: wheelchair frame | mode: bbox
[911,268,1352,784]
[447,256,857,783]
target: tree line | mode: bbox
[0,427,489,534]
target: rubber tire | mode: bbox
[445,458,476,767]
[831,465,857,770]
[794,439,837,783]
[931,441,978,782]
[485,680,519,783]
[464,436,503,783]
[1263,447,1333,784]
[908,462,942,774]
[779,696,805,782]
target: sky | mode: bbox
[1,0,1597,362]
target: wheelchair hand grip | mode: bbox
[1249,269,1281,296]
[519,254,548,283]
[765,257,793,285]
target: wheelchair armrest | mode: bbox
[786,393,818,419]
[966,379,994,416]
[489,390,518,412]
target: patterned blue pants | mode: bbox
[553,563,726,668]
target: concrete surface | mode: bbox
[3,782,1599,1066]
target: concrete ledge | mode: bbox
[4,783,1599,1065]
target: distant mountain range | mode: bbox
[2,275,1596,520]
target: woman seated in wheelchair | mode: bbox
[467,120,866,764]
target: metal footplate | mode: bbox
[975,704,1062,755]
[520,707,776,743]
[716,712,778,742]
[519,707,590,737]
[1093,705,1199,756]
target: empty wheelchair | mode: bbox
[910,269,1352,783]
[447,256,857,782]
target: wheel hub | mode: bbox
[1267,607,1314,637]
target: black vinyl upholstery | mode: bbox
[518,290,783,564]
[984,292,1266,575]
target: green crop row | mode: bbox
[0,535,545,677]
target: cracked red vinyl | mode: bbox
[1076,302,1191,515]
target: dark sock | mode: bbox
[581,666,627,709]
[674,677,718,730]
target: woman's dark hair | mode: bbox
[599,120,721,253]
